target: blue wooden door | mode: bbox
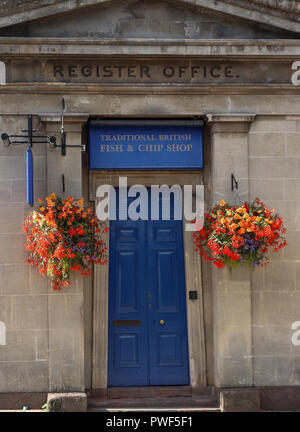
[108,193,190,386]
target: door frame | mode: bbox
[90,170,207,390]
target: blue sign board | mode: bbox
[89,125,203,169]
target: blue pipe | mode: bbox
[26,147,34,206]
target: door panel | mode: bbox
[108,219,149,386]
[108,192,189,387]
[147,220,190,385]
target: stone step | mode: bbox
[107,386,192,400]
[88,395,219,411]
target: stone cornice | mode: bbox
[40,113,89,123]
[0,38,300,58]
[206,113,256,133]
[0,84,299,97]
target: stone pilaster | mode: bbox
[207,113,256,388]
[40,114,88,392]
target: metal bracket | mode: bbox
[49,98,85,155]
[1,115,56,148]
[1,115,56,207]
[231,174,239,192]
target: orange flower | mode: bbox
[234,213,242,220]
[47,193,56,201]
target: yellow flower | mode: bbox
[220,200,226,207]
[211,213,217,219]
[47,193,56,200]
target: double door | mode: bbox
[108,193,190,386]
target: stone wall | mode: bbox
[0,115,49,392]
[0,113,85,393]
[249,116,300,386]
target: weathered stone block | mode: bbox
[29,266,48,294]
[48,294,83,329]
[12,179,46,203]
[0,180,12,201]
[220,389,260,412]
[253,325,292,357]
[264,261,296,291]
[0,156,26,179]
[49,361,84,392]
[47,393,87,412]
[0,234,27,264]
[3,264,30,295]
[217,358,253,387]
[250,117,296,133]
[19,361,49,392]
[286,134,300,156]
[15,295,48,330]
[249,133,285,156]
[253,291,300,326]
[0,330,36,362]
[250,179,285,200]
[253,356,278,386]
[249,156,299,179]
[0,362,19,392]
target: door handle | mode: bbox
[159,320,165,325]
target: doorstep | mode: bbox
[88,387,219,412]
[108,386,192,399]
[88,396,219,412]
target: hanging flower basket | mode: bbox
[23,193,108,290]
[193,198,287,271]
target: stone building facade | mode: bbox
[0,0,300,411]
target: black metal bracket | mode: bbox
[50,98,85,156]
[1,115,56,148]
[0,115,57,207]
[231,174,239,192]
